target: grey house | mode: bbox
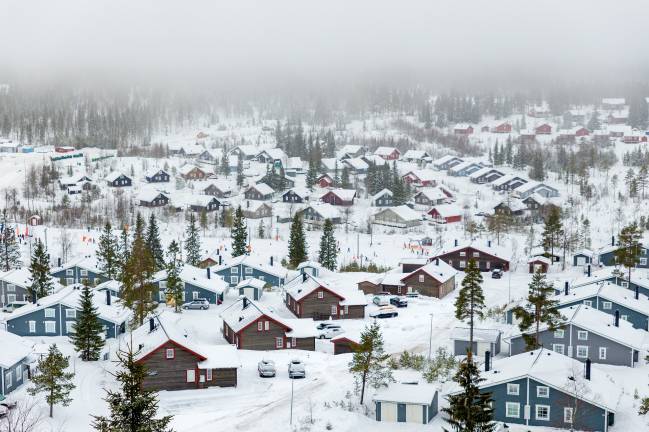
[450,327,501,357]
[144,169,170,183]
[0,331,33,396]
[50,257,108,286]
[371,188,393,207]
[151,265,228,304]
[213,255,287,288]
[507,305,645,367]
[373,383,438,424]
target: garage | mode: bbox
[235,278,265,301]
[374,383,438,424]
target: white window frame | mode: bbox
[6,284,15,292]
[583,300,592,307]
[257,321,263,331]
[66,278,74,285]
[230,267,238,274]
[473,252,480,258]
[275,337,283,349]
[65,321,75,334]
[641,258,648,266]
[317,291,324,299]
[80,269,88,276]
[28,321,36,333]
[330,305,337,315]
[599,347,607,360]
[159,281,167,289]
[459,260,466,269]
[602,301,612,310]
[459,251,466,257]
[505,402,520,418]
[66,269,74,276]
[192,291,199,300]
[44,321,56,333]
[186,369,195,383]
[231,276,239,285]
[536,386,549,398]
[4,372,11,388]
[245,267,253,275]
[206,369,212,381]
[66,309,76,318]
[418,274,425,283]
[564,407,573,423]
[577,330,588,340]
[554,329,564,338]
[576,345,589,358]
[535,405,550,421]
[44,308,55,318]
[507,383,520,395]
[264,321,269,331]
[6,294,16,303]
[552,344,565,355]
[166,348,175,359]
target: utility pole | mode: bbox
[428,313,434,361]
[289,378,294,425]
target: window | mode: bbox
[397,286,402,294]
[621,281,628,288]
[602,301,612,310]
[622,315,628,321]
[159,281,167,289]
[28,321,36,333]
[66,321,75,334]
[264,321,269,331]
[583,300,592,307]
[45,321,56,333]
[7,294,16,303]
[459,261,466,269]
[181,292,185,301]
[418,274,425,283]
[166,348,175,359]
[206,369,212,381]
[66,278,74,285]
[186,370,195,383]
[230,267,238,274]
[473,252,480,258]
[80,269,88,276]
[506,383,519,395]
[44,308,55,318]
[259,276,265,281]
[331,305,338,315]
[192,291,199,300]
[577,331,588,340]
[15,367,20,381]
[459,251,466,257]
[564,407,573,423]
[537,386,549,398]
[257,321,263,331]
[66,269,74,276]
[159,291,165,301]
[66,309,76,318]
[317,291,324,299]
[292,337,297,348]
[275,337,284,349]
[231,276,239,285]
[6,284,15,292]
[505,402,520,418]
[5,372,11,388]
[535,405,550,421]
[576,346,589,358]
[245,267,253,275]
[641,258,648,266]
[552,344,565,355]
[599,347,607,360]
[554,329,564,338]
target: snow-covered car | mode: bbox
[372,295,391,306]
[0,396,16,418]
[318,326,344,339]
[2,301,28,313]
[316,322,340,331]
[258,359,276,377]
[288,359,306,379]
[182,299,210,310]
[370,305,398,318]
[491,269,503,279]
[389,296,408,308]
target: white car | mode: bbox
[319,326,344,339]
[288,359,306,379]
[369,305,399,318]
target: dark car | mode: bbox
[491,269,503,279]
[389,296,408,308]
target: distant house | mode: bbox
[371,188,393,207]
[50,257,107,286]
[491,174,528,191]
[373,147,401,160]
[242,201,272,219]
[245,183,275,201]
[28,214,42,226]
[196,149,220,165]
[469,167,505,184]
[431,155,463,170]
[0,268,59,306]
[320,158,339,173]
[413,187,448,207]
[0,331,33,396]
[338,144,365,159]
[134,313,238,391]
[514,181,560,199]
[450,327,501,357]
[373,383,438,425]
[428,204,462,224]
[575,127,590,137]
[316,173,334,188]
[321,189,356,206]
[284,273,366,320]
[220,297,316,350]
[331,333,360,355]
[491,122,512,133]
[229,145,259,160]
[535,123,552,135]
[453,124,473,135]
[138,191,170,208]
[236,278,266,301]
[431,240,511,272]
[256,148,288,166]
[184,195,221,213]
[401,150,430,163]
[572,249,595,267]
[373,206,422,228]
[608,110,628,124]
[528,256,551,273]
[197,179,232,198]
[213,255,287,288]
[342,157,369,174]
[598,239,649,268]
[105,172,132,187]
[282,188,310,204]
[493,199,528,220]
[179,165,207,181]
[402,170,436,186]
[300,203,341,228]
[144,168,170,183]
[521,193,559,222]
[400,259,457,298]
[58,174,92,190]
[152,265,228,304]
[448,161,484,177]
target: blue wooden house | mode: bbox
[0,331,33,396]
[572,249,595,267]
[454,349,619,431]
[371,188,393,207]
[5,286,130,338]
[94,279,122,298]
[151,264,228,304]
[144,168,170,183]
[450,327,501,357]
[0,268,61,307]
[105,172,132,187]
[50,257,107,286]
[598,240,649,268]
[213,255,287,288]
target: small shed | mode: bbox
[450,327,501,357]
[573,249,594,267]
[528,256,550,273]
[330,334,360,355]
[235,278,266,301]
[28,215,42,226]
[373,383,438,424]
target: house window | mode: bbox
[459,251,466,257]
[275,337,284,349]
[6,284,15,292]
[564,407,573,423]
[505,402,520,418]
[192,292,199,300]
[397,286,402,294]
[331,305,337,315]
[6,294,15,303]
[257,321,263,331]
[66,269,74,276]
[641,258,648,266]
[554,329,564,338]
[66,309,76,318]
[599,347,607,360]
[45,321,56,333]
[159,281,167,289]
[159,291,165,301]
[506,383,519,395]
[166,348,175,359]
[577,331,588,340]
[459,261,466,269]
[537,386,549,398]
[186,370,195,383]
[230,268,238,274]
[44,308,55,318]
[259,276,265,281]
[80,269,88,276]
[621,281,628,288]
[28,321,36,333]
[576,346,589,358]
[264,321,269,331]
[473,252,479,258]
[206,369,212,381]
[231,276,239,285]
[602,301,612,310]
[418,275,425,283]
[292,337,297,348]
[15,367,20,381]
[535,405,550,421]
[5,372,11,388]
[245,267,253,275]
[66,278,75,285]
[66,321,75,334]
[583,300,592,307]
[318,291,324,299]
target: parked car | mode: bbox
[373,295,391,306]
[288,359,306,379]
[0,396,16,418]
[319,326,344,339]
[316,322,340,331]
[181,299,210,310]
[258,359,276,377]
[369,305,398,318]
[491,269,503,279]
[1,301,28,313]
[390,296,408,308]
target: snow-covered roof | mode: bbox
[257,147,287,161]
[213,255,287,279]
[179,164,204,176]
[51,256,102,275]
[343,157,369,170]
[320,158,339,171]
[407,259,457,284]
[448,160,481,173]
[373,146,400,156]
[528,256,551,265]
[468,166,500,179]
[339,144,363,155]
[453,123,472,130]
[59,173,92,185]
[496,198,527,212]
[137,190,168,203]
[415,187,447,202]
[284,274,366,306]
[430,203,462,218]
[490,173,521,187]
[402,149,429,159]
[230,144,259,156]
[602,97,625,105]
[197,344,240,369]
[373,383,437,405]
[249,182,274,196]
[406,169,436,182]
[375,205,420,222]
[196,179,231,194]
[450,327,500,343]
[303,203,340,220]
[325,188,356,201]
[0,330,33,368]
[0,267,56,289]
[171,193,219,209]
[235,277,267,290]
[132,311,206,362]
[244,200,272,213]
[379,272,407,286]
[433,240,512,262]
[284,187,310,199]
[372,188,393,200]
[432,155,462,166]
[105,171,127,182]
[144,167,168,178]
[363,155,388,166]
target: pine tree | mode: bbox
[236,155,244,187]
[92,345,173,432]
[70,285,105,361]
[119,226,130,271]
[615,222,643,285]
[318,219,337,270]
[231,206,248,257]
[341,166,351,189]
[333,161,340,187]
[454,259,485,359]
[513,271,563,351]
[542,206,563,260]
[0,224,21,271]
[221,151,230,177]
[97,222,119,279]
[28,344,75,418]
[145,215,165,271]
[442,357,495,432]
[349,322,392,405]
[587,111,601,131]
[184,213,201,266]
[287,213,307,269]
[257,220,265,239]
[29,239,52,300]
[306,158,318,189]
[200,209,208,234]
[165,240,184,312]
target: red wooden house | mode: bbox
[491,123,512,133]
[428,204,462,224]
[402,170,437,187]
[528,256,550,274]
[284,274,366,320]
[316,173,334,188]
[574,127,590,137]
[431,241,511,272]
[453,124,474,135]
[535,124,552,135]
[331,334,360,355]
[321,189,356,206]
[373,146,401,160]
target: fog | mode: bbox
[1,0,648,91]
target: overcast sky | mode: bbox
[1,0,648,90]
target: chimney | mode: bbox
[612,235,615,246]
[219,255,223,265]
[614,310,620,327]
[587,264,591,277]
[484,351,491,372]
[302,273,308,282]
[57,257,61,267]
[454,239,458,247]
[105,290,111,306]
[435,258,440,266]
[487,240,492,247]
[32,292,37,304]
[149,317,155,332]
[217,249,220,256]
[585,358,591,380]
[270,256,274,266]
[564,281,569,296]
[242,297,249,309]
[206,267,211,279]
[636,286,640,300]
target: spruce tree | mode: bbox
[92,345,173,432]
[236,155,244,187]
[165,240,184,312]
[257,220,265,239]
[442,357,495,432]
[145,215,165,271]
[349,322,392,404]
[318,218,337,271]
[184,213,201,266]
[231,206,248,257]
[287,213,307,269]
[615,222,643,285]
[513,270,563,351]
[454,259,486,360]
[341,166,351,189]
[0,224,21,271]
[70,285,105,361]
[29,239,52,300]
[542,206,563,260]
[119,226,130,271]
[97,222,119,280]
[28,344,75,418]
[306,158,317,189]
[221,151,230,177]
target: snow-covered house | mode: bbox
[137,190,170,208]
[491,174,528,191]
[282,187,310,204]
[400,258,457,298]
[256,148,288,167]
[413,187,448,207]
[300,203,341,228]
[179,164,208,180]
[105,172,132,187]
[244,183,275,201]
[242,200,272,219]
[373,383,438,425]
[428,203,462,224]
[373,205,422,228]
[469,167,505,184]
[450,327,501,356]
[371,188,393,207]
[373,146,401,160]
[196,179,232,198]
[447,160,484,177]
[401,149,431,163]
[152,265,228,304]
[514,181,559,199]
[431,240,511,272]
[341,157,369,174]
[432,155,463,170]
[402,169,436,186]
[213,255,287,288]
[229,144,259,160]
[320,188,356,206]
[50,257,107,286]
[235,278,266,301]
[0,268,60,306]
[0,331,33,396]
[144,168,170,183]
[453,123,473,135]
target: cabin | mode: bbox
[535,123,552,135]
[428,204,462,224]
[399,257,429,273]
[342,157,369,174]
[402,170,436,186]
[245,183,275,201]
[179,165,207,181]
[469,167,505,184]
[431,240,511,272]
[450,327,501,357]
[144,169,170,183]
[453,123,473,135]
[256,148,288,166]
[432,155,463,171]
[5,286,129,338]
[0,331,33,396]
[320,189,356,206]
[608,110,628,125]
[373,206,422,229]
[598,240,649,268]
[373,383,438,425]
[338,144,365,159]
[282,188,310,204]
[152,265,228,305]
[0,268,59,306]
[300,203,341,228]
[528,256,550,273]
[371,188,393,207]
[197,179,232,198]
[134,313,238,392]
[196,149,220,164]
[491,122,512,133]
[491,174,528,191]
[514,181,560,199]
[400,259,457,298]
[220,297,317,350]
[320,158,339,173]
[50,257,107,286]
[58,174,92,190]
[373,147,401,161]
[401,150,430,163]
[185,195,221,213]
[170,143,204,157]
[213,255,287,288]
[236,278,266,301]
[316,173,334,188]
[105,172,132,187]
[28,214,42,226]
[228,145,258,160]
[331,333,360,355]
[493,199,528,220]
[448,161,483,177]
[138,191,170,208]
[284,273,366,320]
[413,187,448,207]
[573,249,595,267]
[242,201,272,219]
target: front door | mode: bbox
[397,404,406,422]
